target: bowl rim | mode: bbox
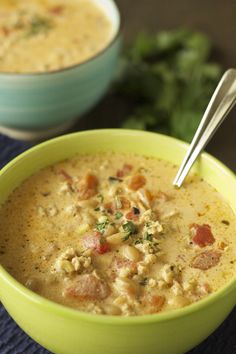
[0,128,235,325]
[0,0,122,77]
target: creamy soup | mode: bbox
[0,0,113,73]
[0,153,235,316]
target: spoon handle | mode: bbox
[173,68,236,188]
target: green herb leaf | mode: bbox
[115,211,123,220]
[122,221,137,236]
[144,232,153,242]
[25,16,53,37]
[134,239,142,245]
[95,218,109,234]
[117,28,222,142]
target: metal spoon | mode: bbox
[173,68,236,188]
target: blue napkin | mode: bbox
[0,134,31,169]
[0,134,235,354]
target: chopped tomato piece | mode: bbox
[49,5,64,14]
[82,232,110,254]
[85,174,98,189]
[190,224,215,247]
[143,295,165,314]
[117,164,133,178]
[128,174,146,191]
[191,250,221,270]
[125,208,140,221]
[97,241,110,254]
[78,174,98,200]
[65,274,110,300]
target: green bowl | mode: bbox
[0,0,121,131]
[0,129,235,354]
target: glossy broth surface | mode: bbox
[0,0,113,73]
[0,153,235,316]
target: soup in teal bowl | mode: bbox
[0,0,121,131]
[0,129,235,354]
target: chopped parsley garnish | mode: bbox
[134,239,143,245]
[96,217,109,234]
[122,221,137,238]
[94,207,100,212]
[132,207,140,215]
[25,16,53,37]
[115,211,123,220]
[144,232,153,241]
[108,176,123,183]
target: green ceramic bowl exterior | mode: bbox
[0,129,235,354]
[0,0,121,130]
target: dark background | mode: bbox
[77,0,236,172]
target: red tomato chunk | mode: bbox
[116,164,133,178]
[126,208,140,221]
[82,232,110,254]
[78,174,98,200]
[129,174,146,191]
[190,223,215,247]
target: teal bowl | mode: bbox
[0,0,121,131]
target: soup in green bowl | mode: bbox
[0,130,235,354]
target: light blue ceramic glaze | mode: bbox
[0,0,121,130]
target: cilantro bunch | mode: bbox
[117,29,222,142]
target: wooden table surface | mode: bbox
[76,0,236,172]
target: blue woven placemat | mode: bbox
[0,133,235,354]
